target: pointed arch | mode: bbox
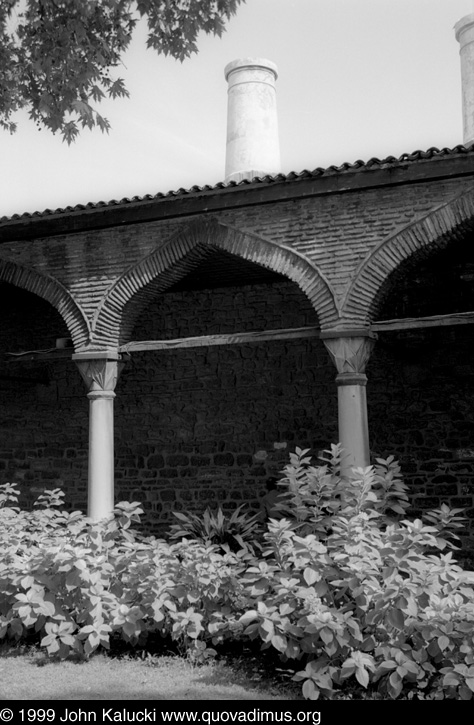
[342,187,474,325]
[91,219,339,347]
[0,259,90,349]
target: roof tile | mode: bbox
[1,145,472,224]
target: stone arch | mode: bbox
[91,219,339,347]
[342,187,474,325]
[0,259,90,349]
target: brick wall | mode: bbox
[368,326,474,548]
[1,276,474,547]
[114,280,334,532]
[2,175,472,341]
[0,279,337,529]
[368,235,474,547]
[0,282,88,508]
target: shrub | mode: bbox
[0,486,244,661]
[1,446,473,700]
[225,446,474,700]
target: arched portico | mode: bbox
[319,189,474,476]
[0,282,89,509]
[0,259,90,349]
[76,220,339,520]
[343,187,474,326]
[91,219,339,348]
[365,232,474,539]
[112,263,336,531]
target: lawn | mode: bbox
[0,647,302,701]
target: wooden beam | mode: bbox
[7,310,474,363]
[120,310,474,354]
[372,310,474,332]
[5,348,73,362]
[120,326,321,353]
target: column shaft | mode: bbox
[336,374,370,473]
[87,390,115,520]
[322,333,376,477]
[74,353,123,521]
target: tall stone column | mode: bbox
[321,332,376,476]
[73,352,124,521]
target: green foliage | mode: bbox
[227,447,474,700]
[1,447,473,701]
[169,505,261,552]
[0,484,248,662]
[273,445,410,539]
[0,0,245,142]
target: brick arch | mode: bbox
[342,187,474,325]
[0,259,90,349]
[91,219,339,347]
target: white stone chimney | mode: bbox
[455,9,474,147]
[224,58,281,183]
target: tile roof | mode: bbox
[1,145,473,224]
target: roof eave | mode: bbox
[1,147,474,243]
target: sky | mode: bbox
[1,0,473,218]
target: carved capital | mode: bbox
[322,335,376,376]
[74,356,124,394]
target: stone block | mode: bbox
[213,453,235,467]
[147,455,165,469]
[167,454,189,467]
[159,468,178,478]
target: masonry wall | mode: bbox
[368,326,474,545]
[0,279,337,527]
[114,280,334,532]
[0,282,88,509]
[368,233,474,548]
[1,278,474,548]
[2,175,472,336]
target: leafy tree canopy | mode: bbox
[0,0,244,143]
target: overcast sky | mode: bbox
[1,0,473,218]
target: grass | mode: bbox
[0,645,303,701]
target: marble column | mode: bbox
[73,352,124,520]
[322,332,376,476]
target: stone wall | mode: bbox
[0,282,88,509]
[114,279,334,532]
[2,173,473,343]
[368,326,474,543]
[1,278,474,547]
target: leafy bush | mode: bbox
[1,446,473,700]
[224,447,474,700]
[0,485,244,661]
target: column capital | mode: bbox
[323,334,376,376]
[74,354,124,394]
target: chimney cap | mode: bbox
[224,58,278,82]
[455,13,474,41]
